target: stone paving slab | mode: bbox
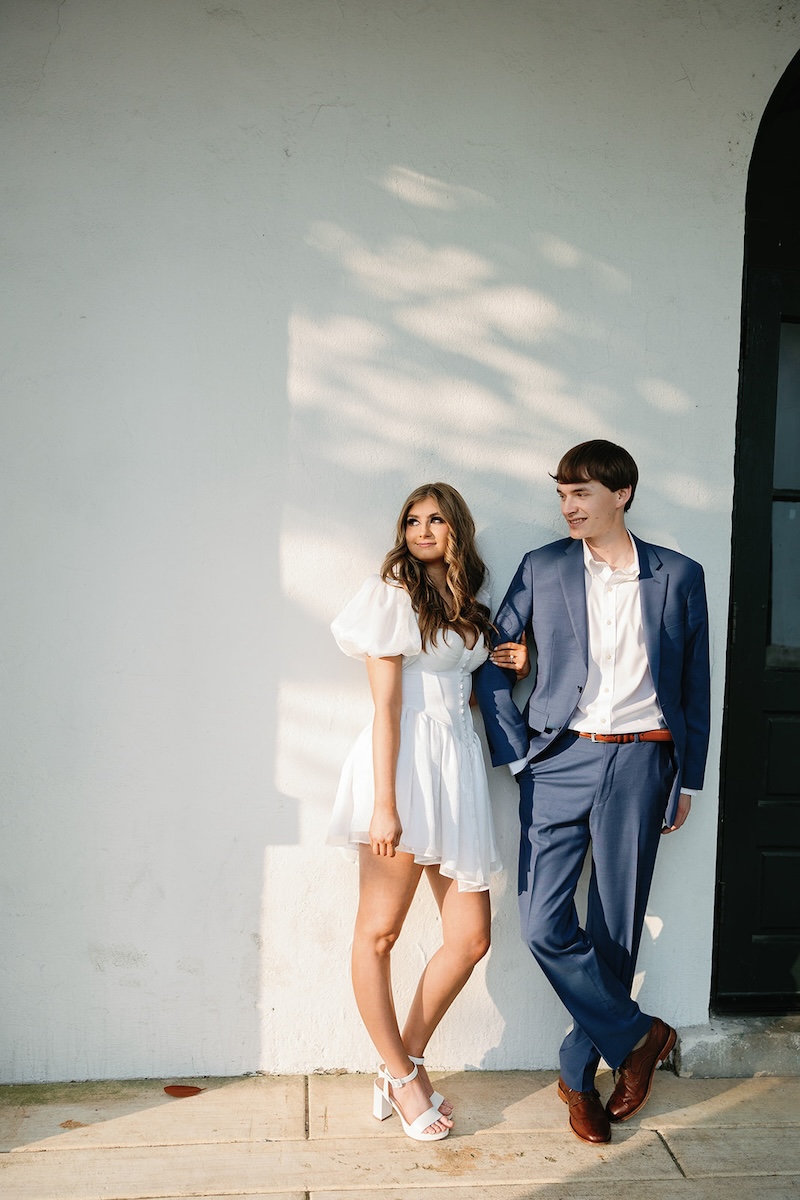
[0,1129,678,1199]
[310,1183,800,1199]
[310,1070,800,1139]
[0,1077,306,1152]
[666,1125,800,1178]
[637,1073,800,1129]
[309,1069,565,1137]
[312,1183,800,1200]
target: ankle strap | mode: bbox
[379,1062,419,1090]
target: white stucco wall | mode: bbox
[1,0,796,1082]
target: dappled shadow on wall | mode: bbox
[278,160,724,837]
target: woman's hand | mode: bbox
[369,805,403,856]
[490,638,530,679]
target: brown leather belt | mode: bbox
[570,729,673,744]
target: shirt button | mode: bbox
[600,718,607,725]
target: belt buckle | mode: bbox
[591,732,597,743]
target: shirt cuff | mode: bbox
[681,788,698,796]
[508,757,529,776]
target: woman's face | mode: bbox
[404,495,450,567]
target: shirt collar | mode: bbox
[583,532,640,581]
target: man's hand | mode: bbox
[662,792,691,834]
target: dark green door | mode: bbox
[714,52,800,1011]
[714,271,800,1010]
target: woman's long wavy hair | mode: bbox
[380,483,493,650]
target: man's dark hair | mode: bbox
[552,439,639,511]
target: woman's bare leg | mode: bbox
[351,845,452,1133]
[401,870,491,1107]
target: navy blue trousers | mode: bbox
[517,731,675,1092]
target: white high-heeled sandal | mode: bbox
[373,1063,450,1142]
[408,1055,450,1115]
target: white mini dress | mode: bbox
[327,574,501,892]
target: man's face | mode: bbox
[556,479,631,543]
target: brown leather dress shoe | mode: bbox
[558,1077,611,1144]
[606,1017,677,1122]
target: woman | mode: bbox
[328,483,527,1142]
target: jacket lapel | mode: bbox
[558,540,588,670]
[635,534,666,686]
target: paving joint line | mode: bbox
[655,1127,687,1178]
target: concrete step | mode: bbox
[677,1015,800,1077]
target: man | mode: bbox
[475,440,710,1145]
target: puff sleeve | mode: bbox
[331,574,422,661]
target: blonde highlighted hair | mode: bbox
[380,483,493,650]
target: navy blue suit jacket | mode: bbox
[474,534,711,828]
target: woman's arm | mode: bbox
[365,654,404,857]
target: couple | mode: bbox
[327,440,711,1145]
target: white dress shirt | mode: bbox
[570,535,664,733]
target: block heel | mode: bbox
[374,1063,450,1142]
[373,1080,393,1121]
